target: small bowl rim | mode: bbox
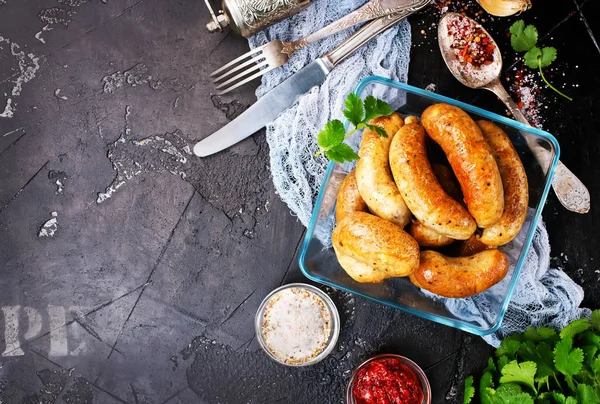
[346,353,432,404]
[255,282,341,367]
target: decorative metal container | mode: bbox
[205,0,311,38]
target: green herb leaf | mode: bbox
[317,120,345,150]
[554,336,584,378]
[494,383,535,404]
[498,356,510,373]
[560,318,591,339]
[523,327,557,342]
[325,143,359,163]
[500,360,537,394]
[343,93,364,127]
[591,354,600,375]
[524,47,542,69]
[551,393,578,404]
[591,309,600,331]
[534,342,557,380]
[497,336,522,358]
[486,357,498,374]
[576,383,599,404]
[480,371,495,404]
[365,123,389,138]
[539,47,557,69]
[464,375,475,404]
[510,20,538,52]
[315,94,394,162]
[363,96,394,122]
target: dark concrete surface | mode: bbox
[0,0,598,403]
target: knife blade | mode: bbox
[193,4,429,157]
[194,59,331,157]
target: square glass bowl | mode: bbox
[298,76,560,336]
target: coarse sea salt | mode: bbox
[261,287,332,365]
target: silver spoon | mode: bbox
[438,12,590,214]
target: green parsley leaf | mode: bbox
[510,20,538,52]
[534,342,557,380]
[326,143,359,163]
[317,120,345,150]
[464,375,475,404]
[480,371,495,404]
[591,354,600,375]
[576,383,599,404]
[524,47,542,69]
[498,356,510,373]
[343,93,364,127]
[523,327,557,342]
[539,47,557,69]
[315,94,394,162]
[363,95,394,122]
[560,318,591,339]
[500,360,537,394]
[365,123,389,138]
[497,336,521,358]
[591,309,600,331]
[494,384,535,404]
[486,357,498,374]
[554,336,584,378]
[551,393,578,404]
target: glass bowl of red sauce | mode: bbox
[346,354,431,404]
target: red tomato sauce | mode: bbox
[352,358,424,404]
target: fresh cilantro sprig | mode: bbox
[509,20,573,101]
[464,309,600,404]
[315,94,394,163]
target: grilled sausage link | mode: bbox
[409,249,509,298]
[477,120,529,246]
[389,122,476,240]
[332,212,420,283]
[336,170,368,222]
[355,113,411,228]
[421,104,504,228]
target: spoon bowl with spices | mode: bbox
[438,12,590,214]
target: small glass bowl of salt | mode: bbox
[255,283,340,366]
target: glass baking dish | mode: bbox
[298,76,560,336]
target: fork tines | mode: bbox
[211,45,273,95]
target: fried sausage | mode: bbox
[421,104,504,228]
[455,234,489,256]
[355,113,411,228]
[409,249,509,298]
[336,170,368,222]
[477,121,529,246]
[389,122,476,240]
[407,220,454,248]
[332,212,420,283]
[432,164,464,204]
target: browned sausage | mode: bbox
[455,234,489,256]
[355,113,411,228]
[407,219,454,248]
[389,122,476,240]
[336,170,368,222]
[432,164,464,204]
[409,249,509,298]
[421,104,504,228]
[477,121,529,246]
[332,212,420,283]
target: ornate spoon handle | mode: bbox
[281,0,431,55]
[488,79,590,214]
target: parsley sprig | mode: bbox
[315,94,394,163]
[463,309,600,404]
[510,20,572,101]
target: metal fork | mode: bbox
[211,0,432,95]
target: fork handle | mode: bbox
[282,0,431,55]
[321,8,418,68]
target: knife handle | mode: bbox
[323,2,429,68]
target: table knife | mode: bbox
[193,5,429,157]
